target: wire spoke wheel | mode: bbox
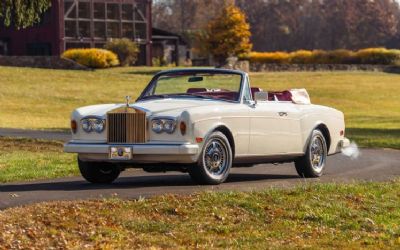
[295,129,327,178]
[309,135,325,172]
[189,131,233,185]
[204,139,228,177]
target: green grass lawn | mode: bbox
[0,138,77,183]
[0,180,399,249]
[0,66,399,148]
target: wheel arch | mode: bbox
[212,125,235,158]
[314,123,331,152]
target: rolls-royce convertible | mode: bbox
[64,69,350,185]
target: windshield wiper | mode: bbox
[140,94,168,100]
[167,93,214,99]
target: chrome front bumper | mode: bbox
[64,142,199,155]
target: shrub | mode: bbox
[245,48,400,65]
[62,48,119,68]
[289,50,314,64]
[104,38,140,66]
[246,52,290,64]
[355,48,400,65]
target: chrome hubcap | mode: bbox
[310,136,325,172]
[204,140,228,176]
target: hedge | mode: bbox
[104,38,139,66]
[62,48,120,69]
[243,48,400,65]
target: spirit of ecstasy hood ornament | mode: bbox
[125,96,131,108]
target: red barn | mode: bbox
[0,0,152,65]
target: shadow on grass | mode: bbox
[346,127,400,149]
[0,173,299,193]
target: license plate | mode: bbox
[109,147,132,160]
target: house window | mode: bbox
[122,23,133,38]
[65,21,77,37]
[107,4,119,20]
[78,2,90,19]
[107,22,120,38]
[79,21,91,37]
[94,3,105,19]
[64,1,77,19]
[26,43,52,56]
[94,22,106,38]
[135,23,147,39]
[122,4,133,21]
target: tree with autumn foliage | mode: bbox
[0,0,51,29]
[205,5,252,65]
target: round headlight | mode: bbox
[152,119,163,133]
[163,120,176,134]
[93,119,105,133]
[81,117,105,133]
[81,119,92,133]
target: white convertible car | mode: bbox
[64,69,350,185]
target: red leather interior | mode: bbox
[186,88,239,101]
[268,90,293,102]
[186,88,208,94]
[251,87,293,102]
[195,91,239,101]
[186,87,292,102]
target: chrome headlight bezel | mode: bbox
[80,117,106,133]
[151,118,177,134]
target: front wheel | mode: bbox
[78,158,121,184]
[295,129,327,178]
[189,131,233,185]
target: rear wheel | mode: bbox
[295,129,327,178]
[189,131,233,185]
[78,157,120,184]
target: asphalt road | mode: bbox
[0,128,70,141]
[1,148,399,210]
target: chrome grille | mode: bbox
[107,112,147,143]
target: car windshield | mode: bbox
[139,72,242,102]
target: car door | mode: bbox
[248,101,303,156]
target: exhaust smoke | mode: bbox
[341,141,360,160]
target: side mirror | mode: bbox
[254,91,268,103]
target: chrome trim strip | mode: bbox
[64,142,199,155]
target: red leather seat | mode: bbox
[196,91,239,101]
[187,88,208,94]
[268,90,293,102]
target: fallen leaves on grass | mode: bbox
[0,181,399,249]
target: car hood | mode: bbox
[74,99,234,118]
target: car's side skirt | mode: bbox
[233,153,304,165]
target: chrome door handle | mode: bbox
[278,112,288,117]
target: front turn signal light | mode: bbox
[180,121,187,136]
[71,120,77,134]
